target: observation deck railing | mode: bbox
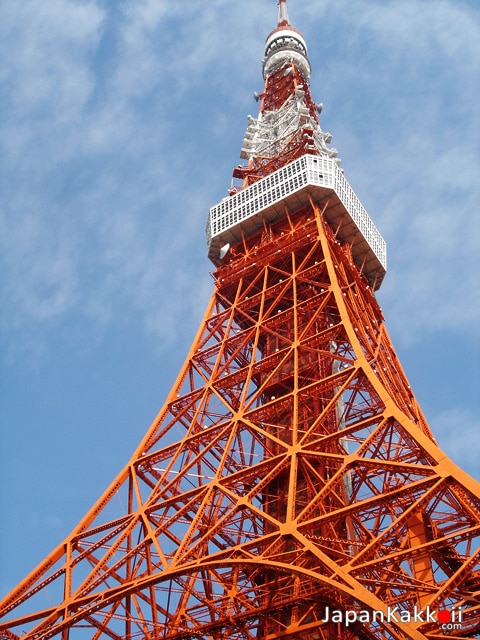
[206,154,386,289]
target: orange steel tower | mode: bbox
[1,2,480,639]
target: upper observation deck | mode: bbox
[206,154,386,290]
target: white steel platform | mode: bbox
[206,154,386,289]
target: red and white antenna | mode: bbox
[278,0,290,26]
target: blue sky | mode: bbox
[1,0,479,598]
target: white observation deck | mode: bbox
[206,154,386,290]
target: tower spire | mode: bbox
[278,0,290,26]
[230,0,338,204]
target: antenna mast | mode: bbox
[278,0,290,26]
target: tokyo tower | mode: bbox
[1,1,480,639]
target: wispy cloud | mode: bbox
[0,1,275,364]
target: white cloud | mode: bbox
[0,0,270,364]
[1,0,104,117]
[358,0,480,60]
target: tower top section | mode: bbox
[263,0,311,81]
[206,0,387,290]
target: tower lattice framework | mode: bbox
[1,2,480,639]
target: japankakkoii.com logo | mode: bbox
[321,605,463,631]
